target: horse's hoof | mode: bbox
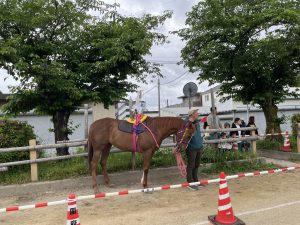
[105,183,115,188]
[142,187,154,194]
[94,189,100,195]
[93,186,100,194]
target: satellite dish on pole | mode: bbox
[183,82,198,109]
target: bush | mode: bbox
[201,145,255,163]
[291,113,300,138]
[0,118,35,163]
[257,139,282,151]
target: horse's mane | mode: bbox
[147,116,183,127]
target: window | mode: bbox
[205,95,209,101]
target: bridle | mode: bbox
[173,120,195,177]
[174,121,195,152]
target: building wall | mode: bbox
[92,103,116,121]
[145,111,159,117]
[10,112,93,156]
[201,92,223,108]
[116,101,147,120]
[180,94,202,107]
[232,99,300,111]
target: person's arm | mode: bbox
[245,124,250,136]
[217,116,222,128]
[207,115,212,127]
[255,124,258,135]
[230,123,236,136]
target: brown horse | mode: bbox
[88,116,195,194]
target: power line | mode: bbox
[169,73,193,87]
[144,85,157,94]
[148,61,179,65]
[161,71,188,85]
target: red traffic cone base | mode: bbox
[281,131,291,152]
[208,172,245,225]
[66,193,80,225]
[208,215,245,225]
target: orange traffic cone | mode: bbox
[66,194,80,225]
[281,131,291,152]
[208,172,245,225]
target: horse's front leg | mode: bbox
[141,149,154,189]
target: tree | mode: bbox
[0,0,171,155]
[176,0,300,134]
[0,118,35,163]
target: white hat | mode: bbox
[188,109,198,117]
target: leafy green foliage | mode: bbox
[0,0,172,153]
[201,146,256,164]
[257,139,282,151]
[176,0,300,134]
[0,0,172,113]
[0,118,35,163]
[291,113,300,137]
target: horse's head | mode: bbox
[174,121,195,152]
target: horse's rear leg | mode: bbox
[141,150,154,189]
[91,149,101,194]
[100,144,112,187]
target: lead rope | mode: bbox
[176,151,187,177]
[174,134,193,177]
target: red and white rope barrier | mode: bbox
[1,165,300,213]
[257,132,290,137]
[0,199,66,213]
[243,132,291,138]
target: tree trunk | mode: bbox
[52,110,71,156]
[261,103,281,138]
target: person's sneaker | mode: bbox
[188,185,199,191]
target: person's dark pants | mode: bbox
[186,149,203,183]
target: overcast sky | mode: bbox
[0,0,211,110]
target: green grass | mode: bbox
[201,147,280,174]
[0,149,177,185]
[257,139,282,151]
[0,147,280,185]
[201,146,256,164]
[290,136,298,152]
[257,136,298,152]
[202,161,280,175]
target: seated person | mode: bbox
[218,132,232,152]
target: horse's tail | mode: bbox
[88,139,93,172]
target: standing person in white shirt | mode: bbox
[207,107,222,145]
[207,107,222,130]
[230,118,242,151]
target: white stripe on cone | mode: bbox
[218,203,232,211]
[220,183,228,189]
[219,193,230,200]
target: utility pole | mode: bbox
[158,77,161,117]
[210,89,217,129]
[246,103,249,123]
